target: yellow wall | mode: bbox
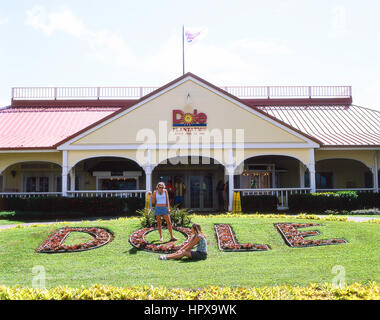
[0,152,62,174]
[72,80,307,146]
[67,150,143,169]
[241,148,311,167]
[315,150,374,169]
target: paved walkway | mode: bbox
[0,215,378,231]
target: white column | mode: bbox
[70,167,76,191]
[227,165,234,212]
[144,165,153,192]
[144,148,153,192]
[299,162,305,188]
[374,151,379,192]
[308,149,316,193]
[62,150,68,197]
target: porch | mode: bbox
[0,153,378,211]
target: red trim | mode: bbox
[11,99,138,108]
[242,97,352,107]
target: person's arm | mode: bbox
[165,189,170,212]
[151,190,156,205]
[179,235,200,252]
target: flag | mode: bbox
[184,27,208,44]
[185,30,201,43]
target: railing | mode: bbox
[67,190,147,198]
[316,188,376,193]
[234,188,311,209]
[0,192,61,198]
[0,190,147,198]
[12,86,352,100]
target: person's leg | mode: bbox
[164,248,191,260]
[163,214,177,241]
[156,215,163,242]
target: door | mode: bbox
[189,174,214,210]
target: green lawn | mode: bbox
[0,216,379,289]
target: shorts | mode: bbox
[174,196,184,204]
[154,206,169,216]
[190,251,207,261]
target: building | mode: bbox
[0,73,379,210]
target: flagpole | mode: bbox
[182,25,185,75]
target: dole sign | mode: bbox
[172,109,207,127]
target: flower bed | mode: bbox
[35,227,113,253]
[214,224,270,251]
[274,223,347,248]
[129,226,192,253]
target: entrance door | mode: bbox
[189,174,214,210]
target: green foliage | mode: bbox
[0,282,378,300]
[137,206,192,227]
[240,195,278,213]
[288,191,380,213]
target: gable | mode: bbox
[69,79,314,146]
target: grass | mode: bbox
[0,216,379,289]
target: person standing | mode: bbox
[149,182,177,243]
[174,177,186,208]
[216,180,224,211]
[166,180,175,206]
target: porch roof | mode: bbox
[0,106,122,150]
[253,104,380,147]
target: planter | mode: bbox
[129,226,192,254]
[35,227,113,253]
[214,224,270,252]
[274,223,347,248]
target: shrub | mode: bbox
[0,196,144,219]
[0,283,378,300]
[240,195,278,213]
[288,191,380,213]
[137,206,192,227]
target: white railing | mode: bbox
[67,190,147,198]
[12,85,352,100]
[235,188,311,209]
[316,188,376,193]
[0,190,147,198]
[0,192,62,198]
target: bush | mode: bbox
[240,195,278,213]
[0,196,144,219]
[0,283,378,300]
[137,206,192,228]
[288,191,380,213]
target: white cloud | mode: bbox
[0,17,9,25]
[24,6,267,84]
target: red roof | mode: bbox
[0,107,122,150]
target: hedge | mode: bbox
[0,283,378,300]
[0,196,144,219]
[241,195,278,212]
[288,191,380,213]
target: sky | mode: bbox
[1,0,380,110]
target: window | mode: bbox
[316,172,333,189]
[25,175,50,192]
